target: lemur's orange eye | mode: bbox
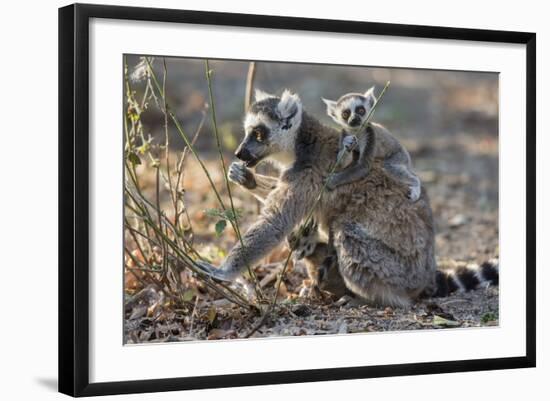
[253,129,264,142]
[341,109,351,120]
[356,106,366,116]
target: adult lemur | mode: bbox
[288,219,499,299]
[197,89,438,308]
[322,87,421,201]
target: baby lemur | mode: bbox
[322,87,421,201]
[286,219,349,299]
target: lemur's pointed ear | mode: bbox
[364,86,376,107]
[278,89,301,118]
[322,98,337,117]
[254,89,274,102]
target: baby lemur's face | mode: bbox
[235,89,302,168]
[322,87,376,131]
[286,220,319,260]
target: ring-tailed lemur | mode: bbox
[286,219,351,299]
[287,221,499,300]
[322,88,422,201]
[197,88,439,308]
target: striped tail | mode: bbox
[433,258,499,298]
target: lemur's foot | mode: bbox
[408,184,421,202]
[235,277,257,301]
[228,162,256,189]
[194,260,235,282]
[342,134,358,152]
[334,295,354,307]
[333,294,364,307]
[298,283,322,299]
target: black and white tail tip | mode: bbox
[434,259,499,298]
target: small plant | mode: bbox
[481,312,498,323]
[205,208,243,237]
[123,56,256,316]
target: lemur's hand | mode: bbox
[342,135,358,152]
[228,162,256,189]
[194,260,236,282]
[324,174,338,192]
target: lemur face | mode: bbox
[286,220,319,260]
[235,89,302,167]
[322,87,376,131]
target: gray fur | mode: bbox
[286,221,350,299]
[200,90,437,307]
[228,162,279,203]
[323,91,421,201]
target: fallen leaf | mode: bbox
[207,329,237,340]
[449,214,467,228]
[433,315,460,327]
[128,304,147,320]
[207,306,217,324]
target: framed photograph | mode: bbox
[58,3,536,397]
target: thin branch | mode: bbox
[205,60,264,301]
[244,61,257,111]
[143,58,230,216]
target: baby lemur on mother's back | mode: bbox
[322,87,421,201]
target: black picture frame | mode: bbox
[58,3,536,397]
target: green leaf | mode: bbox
[128,110,140,122]
[182,289,196,303]
[207,306,217,324]
[127,152,141,165]
[215,220,227,237]
[205,208,223,218]
[205,208,243,222]
[137,142,151,155]
[481,312,498,323]
[433,315,460,327]
[223,208,243,222]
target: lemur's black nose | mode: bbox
[235,146,252,162]
[349,116,361,127]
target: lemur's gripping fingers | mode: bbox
[298,285,322,299]
[342,135,358,152]
[194,260,235,282]
[325,172,344,192]
[324,176,337,192]
[408,183,421,202]
[228,162,256,189]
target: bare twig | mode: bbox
[244,61,257,111]
[205,60,264,301]
[144,57,229,215]
[243,62,263,217]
